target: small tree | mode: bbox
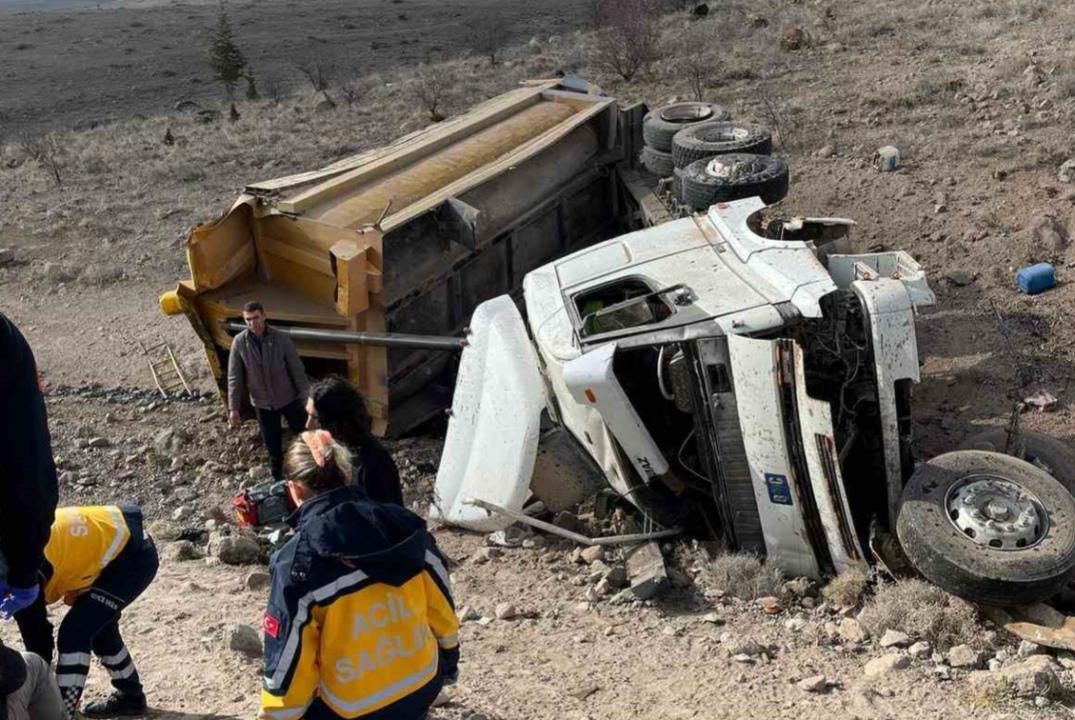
[592,0,661,82]
[206,3,248,100]
[244,72,260,100]
[470,14,509,67]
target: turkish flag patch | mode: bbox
[263,611,280,639]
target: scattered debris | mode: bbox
[1058,158,1075,184]
[456,606,480,623]
[225,624,262,658]
[797,675,828,693]
[780,26,807,51]
[207,532,261,566]
[879,630,912,648]
[969,655,1063,700]
[1023,390,1058,413]
[167,540,203,562]
[626,542,668,600]
[944,269,976,286]
[864,654,909,677]
[947,644,981,669]
[839,618,870,644]
[1016,263,1055,295]
[875,146,900,172]
[909,641,932,659]
[244,571,271,592]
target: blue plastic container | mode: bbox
[1016,263,1055,295]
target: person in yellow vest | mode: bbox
[259,430,459,720]
[14,506,158,717]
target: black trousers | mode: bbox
[16,509,159,713]
[256,399,308,480]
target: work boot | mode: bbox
[81,691,147,717]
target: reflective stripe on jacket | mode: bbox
[43,506,130,605]
[259,487,459,720]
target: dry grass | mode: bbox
[820,568,867,606]
[698,552,784,600]
[858,580,983,651]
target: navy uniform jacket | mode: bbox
[260,487,459,720]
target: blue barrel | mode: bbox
[1016,263,1055,295]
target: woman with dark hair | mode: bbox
[305,376,404,506]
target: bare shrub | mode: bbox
[820,568,867,606]
[263,77,286,104]
[295,57,332,92]
[756,85,817,152]
[340,80,367,106]
[470,13,510,67]
[411,65,453,121]
[858,580,982,651]
[697,552,783,600]
[671,25,721,101]
[19,133,63,185]
[591,0,662,82]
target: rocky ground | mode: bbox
[0,387,1068,720]
[5,0,1075,716]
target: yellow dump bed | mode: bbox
[162,78,627,435]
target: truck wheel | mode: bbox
[640,146,674,178]
[671,122,772,169]
[896,450,1075,607]
[643,102,731,152]
[958,429,1075,495]
[680,154,789,210]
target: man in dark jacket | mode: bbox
[0,313,59,616]
[228,301,310,480]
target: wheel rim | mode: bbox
[705,157,759,180]
[660,104,714,123]
[944,473,1048,550]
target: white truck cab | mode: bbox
[433,197,1075,608]
[436,197,934,580]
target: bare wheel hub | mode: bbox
[660,104,713,123]
[946,474,1046,550]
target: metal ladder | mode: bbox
[139,339,192,398]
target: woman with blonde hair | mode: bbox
[260,430,459,720]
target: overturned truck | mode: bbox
[434,194,1075,609]
[163,78,1075,611]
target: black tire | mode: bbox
[640,146,674,178]
[642,102,731,152]
[680,153,789,211]
[958,430,1075,495]
[896,450,1075,607]
[671,122,772,169]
